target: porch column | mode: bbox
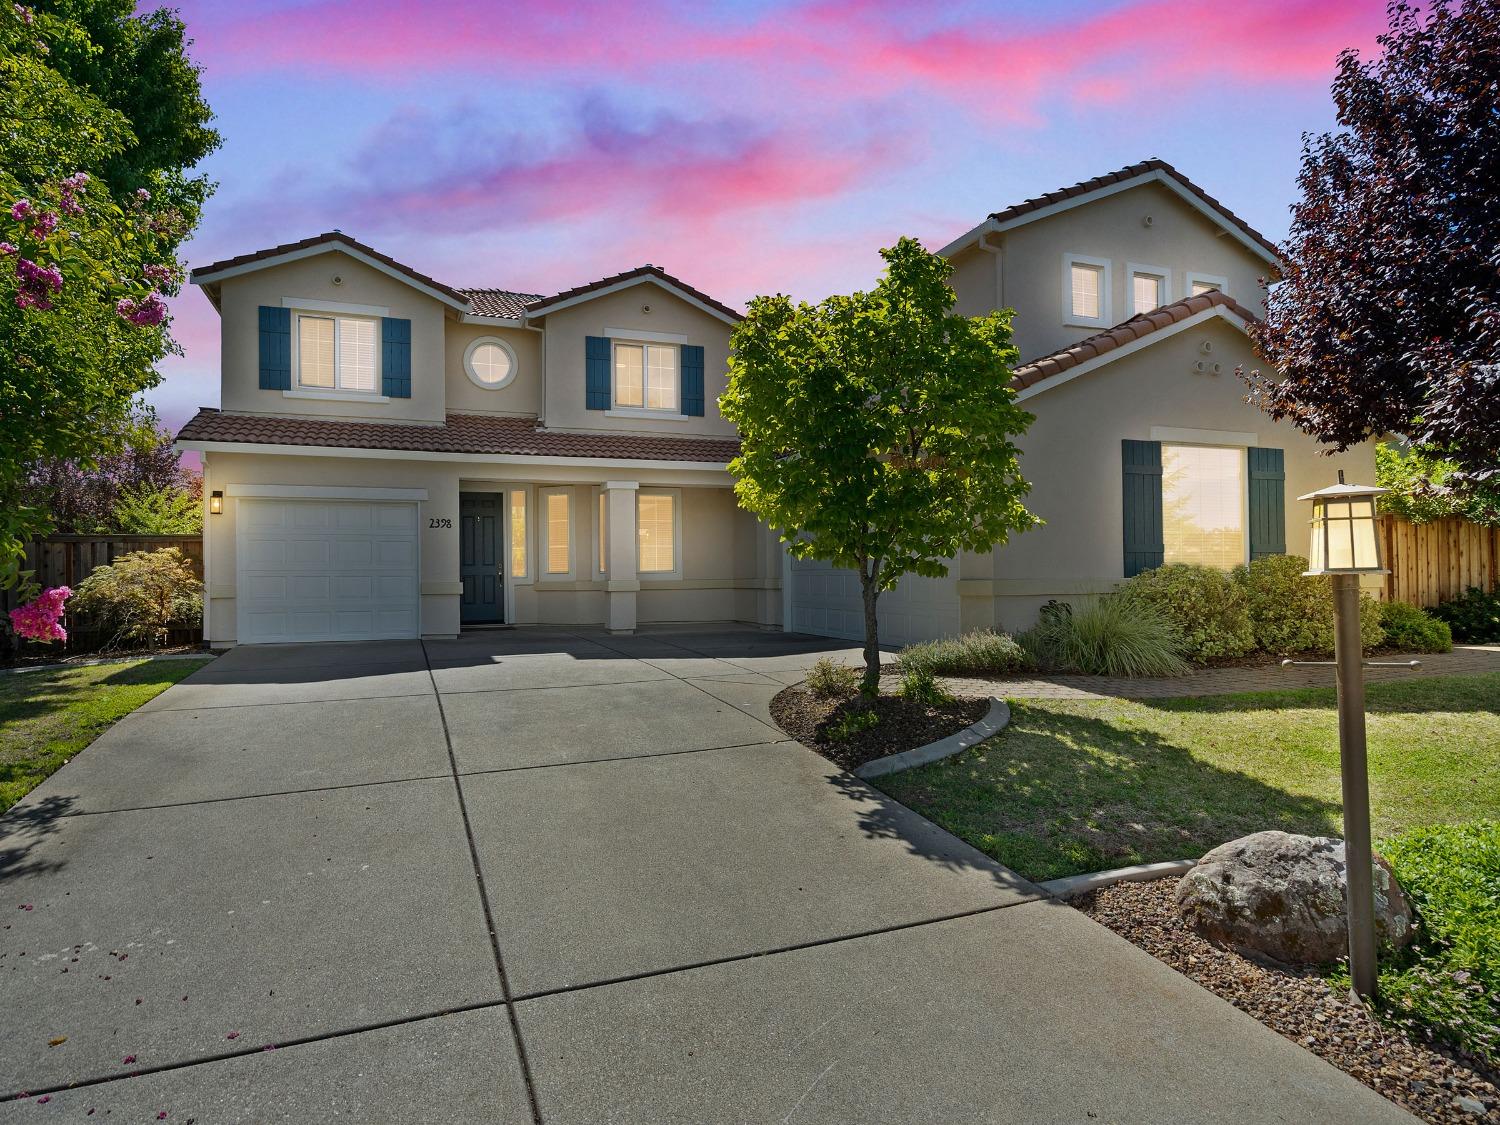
[604,480,639,633]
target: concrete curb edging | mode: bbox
[1040,858,1198,900]
[2,652,215,677]
[852,697,1010,780]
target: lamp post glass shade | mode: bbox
[1298,479,1387,575]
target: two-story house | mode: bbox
[177,159,1375,647]
[179,239,781,644]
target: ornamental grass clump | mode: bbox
[897,629,1032,679]
[804,657,860,699]
[1117,564,1255,662]
[1019,596,1189,678]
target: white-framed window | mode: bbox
[636,489,681,577]
[1127,264,1170,315]
[540,488,573,579]
[1063,253,1111,328]
[464,336,518,390]
[613,341,679,413]
[1161,444,1247,570]
[594,488,609,578]
[296,312,378,392]
[508,488,530,582]
[1186,272,1229,298]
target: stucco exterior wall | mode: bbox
[977,317,1377,632]
[216,251,451,424]
[948,181,1273,363]
[539,284,737,438]
[444,322,544,417]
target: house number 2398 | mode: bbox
[428,518,452,529]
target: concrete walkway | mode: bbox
[0,627,1414,1122]
[949,642,1500,700]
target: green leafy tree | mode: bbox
[721,237,1038,694]
[111,481,201,535]
[0,3,216,591]
[1375,444,1500,526]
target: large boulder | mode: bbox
[1176,830,1414,966]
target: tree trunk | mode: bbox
[859,558,881,697]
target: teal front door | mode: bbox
[460,493,503,624]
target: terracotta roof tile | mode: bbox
[176,409,739,464]
[526,264,743,322]
[1011,289,1259,390]
[190,232,469,305]
[458,288,544,319]
[987,158,1282,268]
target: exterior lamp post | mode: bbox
[1297,470,1389,1000]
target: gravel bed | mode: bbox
[1076,878,1498,1124]
[770,685,988,770]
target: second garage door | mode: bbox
[236,499,420,644]
[787,556,961,647]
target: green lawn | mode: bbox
[876,673,1500,883]
[0,658,210,814]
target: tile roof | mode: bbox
[176,409,740,464]
[1011,289,1259,390]
[459,288,545,320]
[190,232,470,305]
[525,264,744,322]
[986,158,1282,267]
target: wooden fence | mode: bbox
[1381,515,1500,608]
[2,535,204,655]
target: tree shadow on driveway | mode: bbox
[0,793,74,882]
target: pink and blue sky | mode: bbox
[154,0,1390,429]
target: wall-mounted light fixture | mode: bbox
[209,490,224,516]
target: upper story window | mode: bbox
[1063,254,1111,328]
[613,341,678,412]
[297,313,377,393]
[1187,272,1229,298]
[464,336,518,390]
[1128,265,1169,315]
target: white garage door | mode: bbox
[236,499,420,644]
[787,556,961,647]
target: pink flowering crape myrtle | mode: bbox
[9,586,71,643]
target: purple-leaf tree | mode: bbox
[1245,0,1500,484]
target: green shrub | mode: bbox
[69,548,202,648]
[1378,601,1453,653]
[1233,554,1384,655]
[1432,586,1500,643]
[826,708,879,742]
[1118,564,1255,662]
[805,657,859,699]
[897,629,1032,678]
[1020,596,1189,678]
[111,483,203,535]
[897,666,952,706]
[1376,821,1500,1068]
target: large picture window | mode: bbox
[613,342,679,412]
[636,491,678,575]
[1161,444,1246,569]
[297,313,377,392]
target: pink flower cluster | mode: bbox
[59,171,88,216]
[9,586,70,643]
[116,290,167,326]
[15,257,62,310]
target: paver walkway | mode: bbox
[0,627,1416,1123]
[943,643,1500,700]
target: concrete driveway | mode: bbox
[1,627,1412,1123]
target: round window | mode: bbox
[464,337,517,389]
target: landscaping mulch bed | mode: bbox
[3,642,209,669]
[1076,878,1498,1124]
[770,684,988,771]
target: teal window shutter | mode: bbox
[381,318,411,398]
[680,345,705,416]
[585,336,611,410]
[1122,439,1164,577]
[1248,447,1287,559]
[258,306,291,390]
